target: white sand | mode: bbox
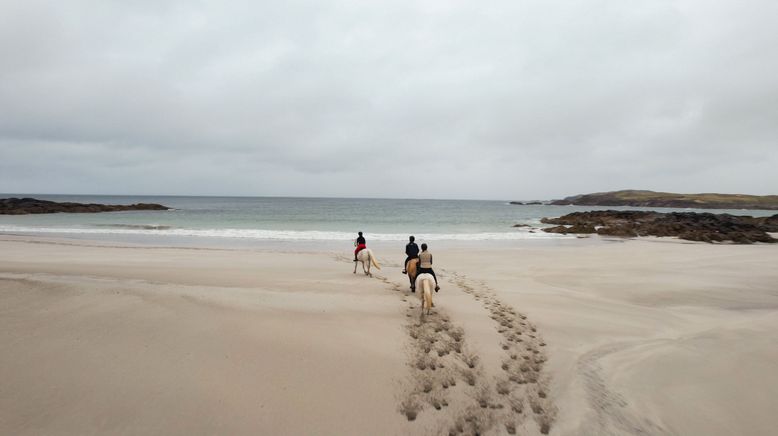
[1,235,777,435]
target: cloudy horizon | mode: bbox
[1,0,777,200]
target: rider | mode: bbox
[402,235,419,274]
[417,243,440,292]
[354,231,366,261]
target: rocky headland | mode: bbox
[541,210,778,244]
[549,190,778,210]
[0,198,170,215]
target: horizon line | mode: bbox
[0,192,547,203]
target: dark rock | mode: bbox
[0,198,170,215]
[541,210,777,244]
[543,223,595,234]
[597,225,638,238]
[512,224,530,227]
[750,214,778,232]
[567,224,596,234]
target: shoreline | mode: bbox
[2,235,777,435]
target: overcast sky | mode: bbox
[1,0,776,200]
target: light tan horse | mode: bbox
[353,248,381,276]
[416,273,435,315]
[406,258,419,292]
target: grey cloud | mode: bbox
[1,0,776,199]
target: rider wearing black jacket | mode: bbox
[402,235,419,274]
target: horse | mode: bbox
[406,258,419,292]
[353,248,381,276]
[416,273,435,315]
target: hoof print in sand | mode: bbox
[449,272,557,436]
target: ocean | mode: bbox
[1,194,775,247]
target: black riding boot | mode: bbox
[430,270,440,292]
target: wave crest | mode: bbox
[93,224,173,230]
[0,225,569,241]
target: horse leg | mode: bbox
[353,259,358,274]
[408,261,417,291]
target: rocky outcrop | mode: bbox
[541,224,596,234]
[541,225,569,234]
[541,210,778,244]
[549,190,778,210]
[751,215,778,232]
[0,198,170,215]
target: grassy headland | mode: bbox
[549,190,778,210]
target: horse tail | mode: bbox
[422,279,432,311]
[370,251,381,270]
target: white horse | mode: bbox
[416,273,435,315]
[353,248,381,276]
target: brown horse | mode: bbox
[406,258,419,292]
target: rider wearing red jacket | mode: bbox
[354,231,366,261]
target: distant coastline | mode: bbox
[541,190,778,210]
[0,197,170,215]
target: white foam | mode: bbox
[0,225,570,241]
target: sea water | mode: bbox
[1,194,774,247]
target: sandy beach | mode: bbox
[2,235,777,435]
[4,0,777,433]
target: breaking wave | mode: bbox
[0,225,569,241]
[93,224,174,230]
